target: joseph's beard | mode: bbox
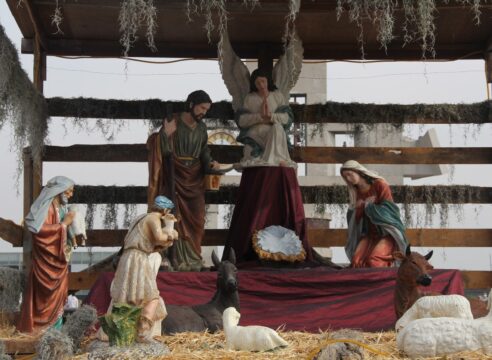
[192,112,204,122]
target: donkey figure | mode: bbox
[393,245,434,319]
[162,249,239,334]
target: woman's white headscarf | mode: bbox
[25,176,75,234]
[340,160,385,208]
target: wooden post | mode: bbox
[486,36,491,99]
[258,43,274,76]
[22,149,33,272]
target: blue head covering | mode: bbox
[25,176,75,234]
[154,195,174,210]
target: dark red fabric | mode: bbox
[223,166,313,263]
[85,267,464,332]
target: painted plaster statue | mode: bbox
[147,90,220,271]
[18,176,76,333]
[222,307,288,352]
[218,31,303,169]
[109,195,177,343]
[340,160,408,268]
[396,290,492,358]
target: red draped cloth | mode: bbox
[86,268,464,332]
[223,167,313,263]
[18,204,68,333]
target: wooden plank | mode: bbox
[70,185,492,205]
[20,37,487,61]
[22,150,33,274]
[460,271,492,289]
[0,218,23,247]
[45,97,492,125]
[16,228,485,248]
[68,271,100,291]
[66,270,492,291]
[307,229,492,248]
[2,337,37,355]
[41,144,492,164]
[46,98,235,121]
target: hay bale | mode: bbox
[35,329,73,360]
[0,341,12,360]
[0,267,23,312]
[62,305,97,351]
[315,329,365,360]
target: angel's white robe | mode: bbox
[238,90,296,169]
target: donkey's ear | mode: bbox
[424,250,433,260]
[393,251,405,261]
[405,245,411,256]
[212,250,220,267]
[229,248,236,265]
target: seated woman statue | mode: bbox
[340,160,408,268]
[218,31,303,169]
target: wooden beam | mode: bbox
[67,269,492,291]
[20,38,486,60]
[8,228,492,248]
[41,144,492,164]
[460,271,492,289]
[70,185,492,205]
[46,98,492,124]
[22,150,33,273]
[68,271,100,291]
[47,98,235,121]
[308,229,492,248]
[2,337,37,355]
[0,218,23,247]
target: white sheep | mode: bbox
[162,213,178,240]
[395,294,473,332]
[397,290,492,358]
[222,307,288,352]
[67,204,87,247]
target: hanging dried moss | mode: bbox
[119,0,157,57]
[0,24,48,177]
[103,203,119,230]
[0,267,23,312]
[47,97,235,135]
[48,98,491,126]
[50,0,64,34]
[85,203,96,230]
[293,101,492,125]
[123,204,137,228]
[336,0,485,58]
[222,204,235,228]
[394,185,482,227]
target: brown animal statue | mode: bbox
[393,245,435,319]
[394,245,488,320]
[162,249,239,334]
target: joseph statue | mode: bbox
[147,90,220,271]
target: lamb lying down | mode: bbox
[397,290,492,358]
[222,307,288,352]
[396,294,473,331]
[67,204,87,247]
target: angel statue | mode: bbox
[218,30,303,169]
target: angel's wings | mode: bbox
[273,31,304,100]
[218,29,304,109]
[218,31,251,111]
